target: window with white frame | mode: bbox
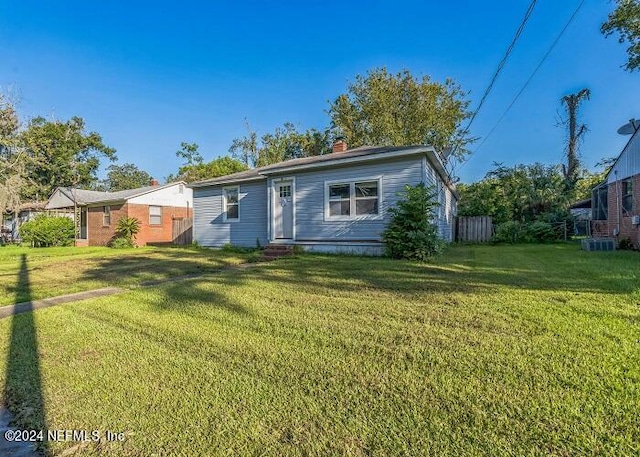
[326,178,380,219]
[149,205,162,225]
[224,186,239,220]
[103,206,111,226]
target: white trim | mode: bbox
[324,175,383,222]
[270,177,296,241]
[222,185,240,222]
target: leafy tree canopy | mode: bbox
[0,95,23,214]
[230,122,331,168]
[602,0,640,71]
[168,142,248,183]
[458,163,568,224]
[20,116,116,200]
[328,67,472,163]
[98,163,154,191]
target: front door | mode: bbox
[274,181,293,240]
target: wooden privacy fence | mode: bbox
[172,217,193,245]
[456,216,493,243]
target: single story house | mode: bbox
[189,141,457,255]
[591,122,640,247]
[45,180,193,246]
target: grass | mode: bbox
[0,245,251,306]
[0,243,638,455]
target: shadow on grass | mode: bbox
[3,254,48,453]
[77,248,245,288]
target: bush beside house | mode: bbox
[19,214,75,247]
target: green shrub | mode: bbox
[19,214,75,247]
[110,236,134,249]
[618,237,634,250]
[526,221,556,243]
[115,217,141,246]
[493,221,527,243]
[382,183,444,261]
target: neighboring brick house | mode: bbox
[591,124,640,248]
[45,181,193,246]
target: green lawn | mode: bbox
[0,244,638,455]
[0,245,250,306]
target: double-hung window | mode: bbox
[622,179,633,214]
[103,206,111,226]
[149,205,162,225]
[326,178,381,220]
[224,186,239,221]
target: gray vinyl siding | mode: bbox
[193,180,268,247]
[284,156,426,242]
[607,130,640,184]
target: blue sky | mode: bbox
[0,0,637,183]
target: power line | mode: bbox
[456,0,586,174]
[462,0,538,135]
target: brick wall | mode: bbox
[591,173,640,248]
[127,203,189,246]
[86,203,127,246]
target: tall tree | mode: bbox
[101,163,154,191]
[230,122,331,168]
[229,120,258,167]
[559,88,590,191]
[175,142,203,167]
[602,0,640,71]
[20,116,116,200]
[328,67,472,163]
[0,95,24,215]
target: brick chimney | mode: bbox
[332,137,348,153]
[150,179,159,187]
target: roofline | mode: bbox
[47,181,187,207]
[259,146,432,174]
[602,127,640,183]
[189,146,457,195]
[189,176,266,188]
[123,181,187,200]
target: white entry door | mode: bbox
[274,181,294,240]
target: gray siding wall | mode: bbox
[193,180,268,247]
[281,156,426,242]
[607,130,640,184]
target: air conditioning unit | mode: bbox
[581,238,616,252]
[632,215,640,226]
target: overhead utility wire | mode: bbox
[462,0,538,135]
[459,0,586,169]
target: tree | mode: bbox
[20,116,116,200]
[458,163,568,224]
[176,142,203,167]
[328,67,472,163]
[230,122,331,168]
[100,163,154,191]
[167,141,247,183]
[559,88,590,192]
[602,0,640,71]
[169,156,248,183]
[382,183,444,261]
[0,94,24,215]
